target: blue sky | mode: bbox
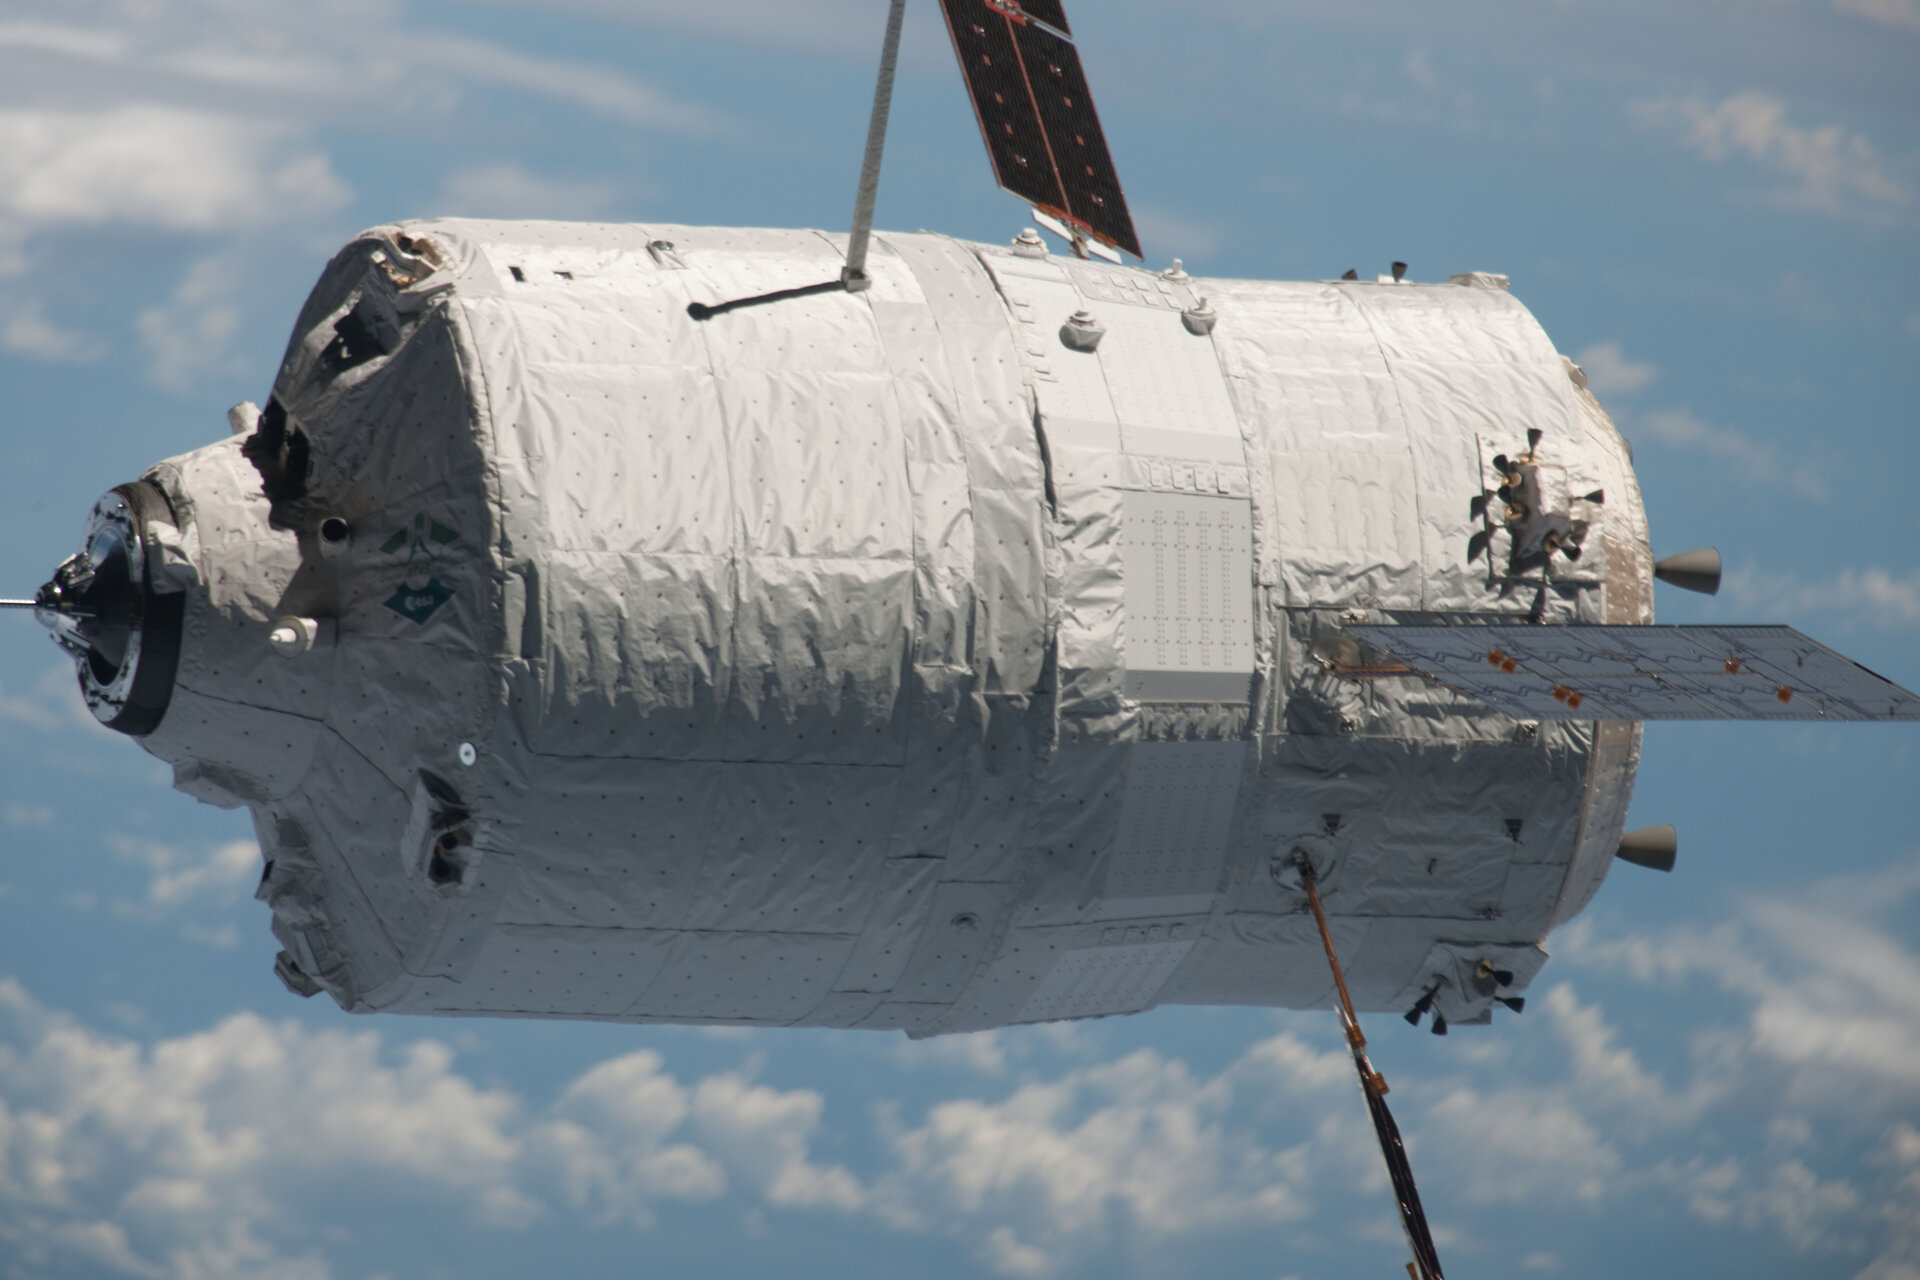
[0,2,1916,1277]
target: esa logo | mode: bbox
[379,514,457,624]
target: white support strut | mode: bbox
[843,0,909,290]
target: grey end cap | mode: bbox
[1654,548,1722,596]
[1618,825,1678,872]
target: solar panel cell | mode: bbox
[937,0,1141,259]
[1012,20,1141,257]
[1349,624,1920,723]
[939,1,1065,216]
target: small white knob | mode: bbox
[1181,297,1218,336]
[268,616,320,657]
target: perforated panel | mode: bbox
[1069,262,1192,310]
[431,925,675,1016]
[638,931,857,1021]
[1017,939,1194,1022]
[1100,741,1248,915]
[988,261,1121,448]
[1093,297,1243,462]
[1351,624,1920,721]
[1121,492,1256,702]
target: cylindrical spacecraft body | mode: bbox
[120,220,1650,1034]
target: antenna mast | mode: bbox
[842,0,909,291]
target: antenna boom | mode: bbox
[842,0,909,289]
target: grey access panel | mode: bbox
[1352,624,1920,722]
[1121,491,1256,702]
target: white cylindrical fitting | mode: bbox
[268,615,322,657]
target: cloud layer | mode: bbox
[3,856,1918,1279]
[0,2,713,388]
[0,982,862,1280]
[1635,91,1911,220]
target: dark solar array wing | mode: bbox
[1011,19,1140,258]
[1349,624,1920,722]
[940,1,1063,218]
[1011,0,1070,36]
[936,0,1141,259]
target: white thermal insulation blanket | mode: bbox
[129,220,1652,1035]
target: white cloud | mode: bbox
[984,1225,1052,1278]
[468,0,883,57]
[1572,340,1657,396]
[180,922,242,949]
[1861,1123,1920,1280]
[0,982,864,1280]
[1740,898,1920,1101]
[1128,207,1227,264]
[1,306,105,363]
[527,1049,863,1228]
[1401,883,1907,1275]
[0,104,344,387]
[1722,564,1920,631]
[1423,1080,1622,1203]
[1634,407,1826,500]
[415,36,722,136]
[1835,0,1920,31]
[1532,983,1724,1138]
[135,250,249,394]
[1567,854,1920,1118]
[1634,91,1909,218]
[531,1055,730,1231]
[4,804,53,827]
[0,106,347,237]
[107,835,259,911]
[887,1024,1094,1077]
[0,6,718,136]
[691,1072,864,1211]
[0,4,721,388]
[889,1029,1011,1075]
[6,848,1920,1280]
[0,982,528,1279]
[0,680,63,732]
[434,163,618,222]
[0,664,119,738]
[870,1038,1344,1276]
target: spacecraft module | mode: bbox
[30,219,1912,1036]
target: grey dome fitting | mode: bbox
[1654,548,1721,596]
[1060,309,1105,351]
[1617,825,1678,872]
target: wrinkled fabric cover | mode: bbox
[133,221,1650,1034]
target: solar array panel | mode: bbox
[1348,624,1920,722]
[938,0,1141,258]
